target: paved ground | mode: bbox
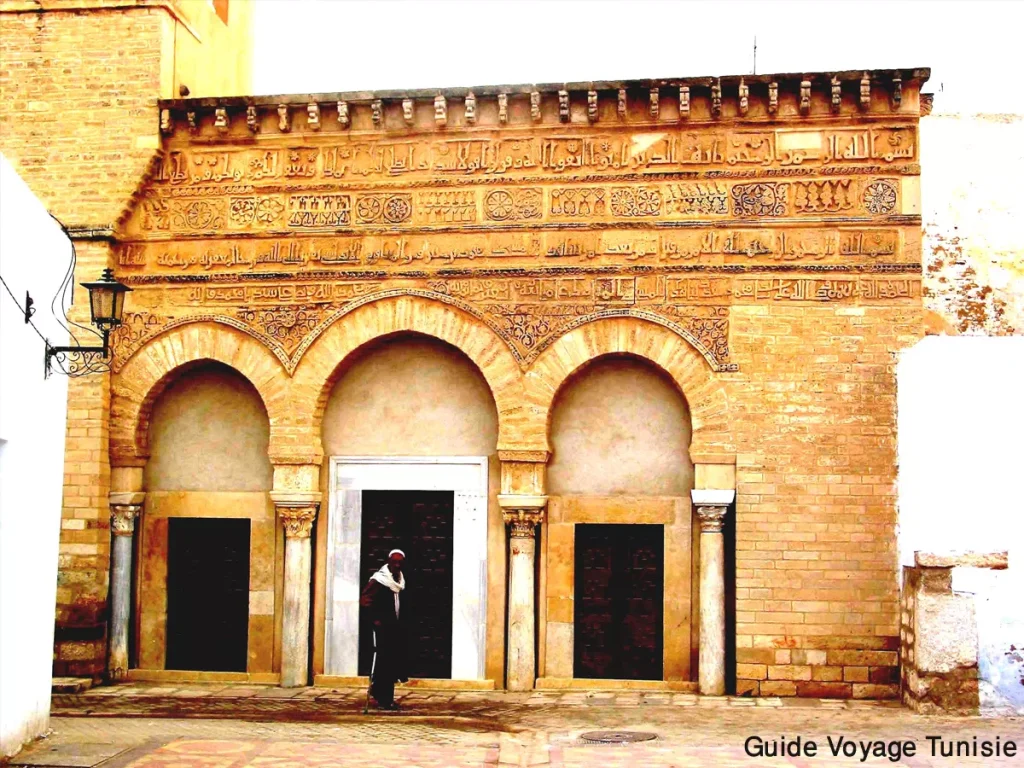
[9,683,1024,767]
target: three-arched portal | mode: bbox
[109,294,734,690]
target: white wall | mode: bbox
[897,336,1024,715]
[0,154,72,757]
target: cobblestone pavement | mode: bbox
[10,683,1024,767]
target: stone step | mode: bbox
[51,676,94,694]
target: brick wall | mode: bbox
[729,304,921,698]
[0,7,166,230]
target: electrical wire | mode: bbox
[0,212,112,376]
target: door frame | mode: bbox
[325,456,488,680]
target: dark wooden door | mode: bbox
[358,490,454,679]
[574,524,664,680]
[166,518,250,672]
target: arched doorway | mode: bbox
[316,333,500,682]
[543,354,694,682]
[135,361,275,674]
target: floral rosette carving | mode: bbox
[731,182,788,217]
[863,180,898,215]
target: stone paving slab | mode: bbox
[12,711,1024,768]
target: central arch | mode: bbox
[289,293,532,459]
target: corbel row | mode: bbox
[159,71,911,136]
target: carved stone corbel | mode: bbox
[558,90,570,122]
[277,104,290,132]
[679,85,690,119]
[402,98,414,126]
[830,76,841,113]
[649,88,659,119]
[465,92,477,124]
[711,79,722,118]
[371,100,383,127]
[618,88,627,119]
[159,108,172,134]
[186,111,197,133]
[497,93,508,124]
[587,90,598,122]
[307,103,320,130]
[768,81,778,115]
[530,91,541,121]
[738,78,748,116]
[800,79,811,115]
[891,72,903,110]
[434,95,447,126]
[860,73,871,110]
[337,100,350,128]
[214,108,228,132]
[246,105,259,132]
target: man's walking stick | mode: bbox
[363,630,377,714]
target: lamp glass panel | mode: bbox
[89,286,116,324]
[112,291,126,324]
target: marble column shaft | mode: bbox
[503,506,544,691]
[278,503,318,688]
[108,501,142,681]
[696,502,729,695]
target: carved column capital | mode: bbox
[276,503,319,539]
[503,507,545,538]
[110,504,142,536]
[691,489,734,534]
[695,505,728,533]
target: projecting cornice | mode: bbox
[157,68,932,140]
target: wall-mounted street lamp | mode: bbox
[44,268,132,378]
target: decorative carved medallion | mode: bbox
[731,182,788,217]
[863,180,898,215]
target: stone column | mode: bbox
[498,495,546,691]
[108,491,144,681]
[275,499,319,688]
[692,489,735,696]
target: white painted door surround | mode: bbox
[325,456,489,680]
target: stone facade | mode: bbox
[0,2,932,698]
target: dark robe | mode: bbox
[360,576,408,707]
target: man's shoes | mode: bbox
[379,702,401,711]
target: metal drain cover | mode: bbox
[580,730,657,744]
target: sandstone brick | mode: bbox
[812,665,844,682]
[735,679,760,696]
[843,666,870,682]
[767,665,812,681]
[852,683,899,700]
[795,681,852,699]
[760,681,797,697]
[736,664,767,680]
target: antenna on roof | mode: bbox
[753,36,757,75]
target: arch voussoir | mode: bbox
[110,321,290,466]
[527,316,734,458]
[291,293,529,455]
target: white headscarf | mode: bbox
[370,562,405,593]
[371,559,405,619]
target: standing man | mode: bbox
[360,549,409,710]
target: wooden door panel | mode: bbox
[574,523,663,680]
[358,490,454,679]
[166,518,250,672]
